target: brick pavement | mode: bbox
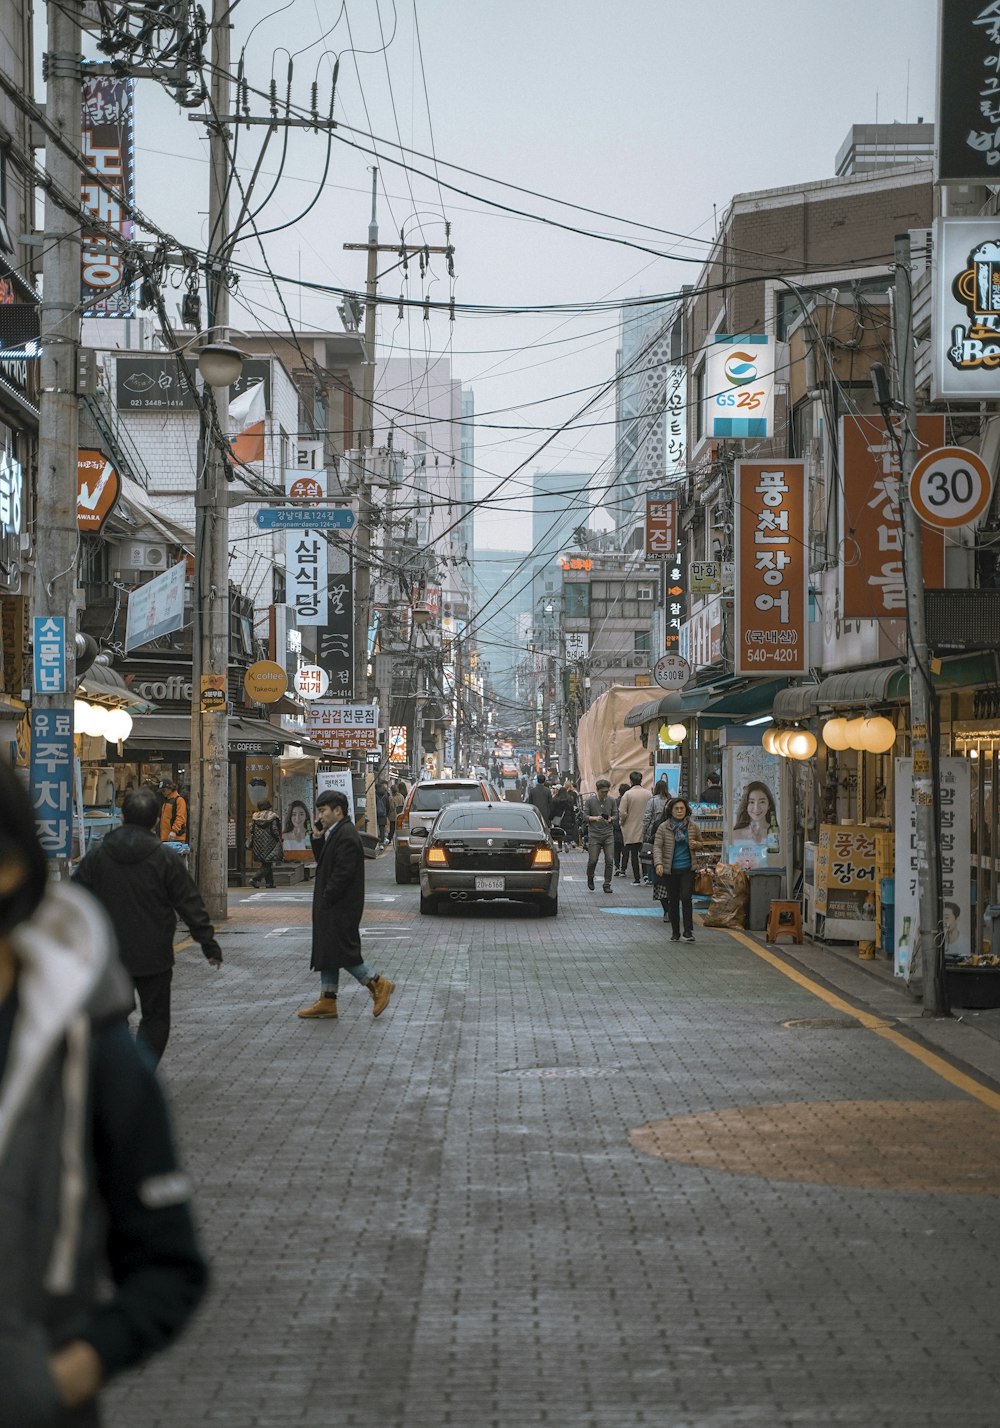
[105,845,1000,1427]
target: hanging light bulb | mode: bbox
[822,717,850,751]
[73,699,92,732]
[787,729,818,760]
[761,727,779,755]
[667,723,687,743]
[84,704,110,740]
[103,708,133,744]
[773,729,795,757]
[844,716,867,750]
[859,716,896,754]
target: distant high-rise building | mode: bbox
[614,299,683,536]
[470,546,533,709]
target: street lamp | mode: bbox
[197,341,244,389]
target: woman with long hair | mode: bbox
[282,799,313,852]
[732,781,777,846]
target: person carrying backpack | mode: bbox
[158,779,187,843]
[248,800,283,888]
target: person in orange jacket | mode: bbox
[158,779,188,842]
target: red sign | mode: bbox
[77,449,121,533]
[734,460,808,676]
[840,416,945,618]
[645,492,677,557]
[288,476,324,501]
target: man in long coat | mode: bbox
[297,789,396,1020]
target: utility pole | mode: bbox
[33,2,82,872]
[344,204,455,820]
[894,231,946,1016]
[189,1,232,921]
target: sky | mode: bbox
[68,0,939,551]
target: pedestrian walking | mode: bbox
[73,786,223,1066]
[526,772,553,826]
[550,779,577,848]
[640,778,671,883]
[584,779,617,893]
[618,771,649,885]
[653,797,703,941]
[247,799,282,887]
[157,778,188,843]
[297,790,396,1020]
[375,781,390,846]
[0,757,208,1425]
[613,782,628,873]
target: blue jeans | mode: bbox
[321,962,373,996]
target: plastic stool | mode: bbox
[766,899,803,944]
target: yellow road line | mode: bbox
[726,925,1000,1114]
[174,937,194,954]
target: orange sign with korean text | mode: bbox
[840,416,945,619]
[645,492,677,557]
[734,460,808,676]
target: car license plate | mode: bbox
[475,876,505,892]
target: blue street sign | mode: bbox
[254,506,356,531]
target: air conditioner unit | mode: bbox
[119,542,168,571]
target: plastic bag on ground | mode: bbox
[702,864,750,929]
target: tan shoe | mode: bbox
[368,976,395,1017]
[297,996,338,1019]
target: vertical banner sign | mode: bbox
[30,708,74,858]
[840,416,946,618]
[814,824,878,939]
[663,555,686,654]
[663,364,688,476]
[894,758,972,971]
[317,547,354,699]
[936,0,1000,183]
[284,469,327,628]
[734,461,807,675]
[81,76,135,318]
[932,217,1000,400]
[705,335,776,439]
[645,492,676,557]
[33,616,66,694]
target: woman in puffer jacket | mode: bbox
[653,796,703,941]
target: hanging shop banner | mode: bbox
[894,757,972,973]
[931,217,1000,400]
[293,664,330,700]
[317,767,356,822]
[814,824,878,940]
[645,492,676,557]
[29,707,74,858]
[81,76,135,318]
[77,448,121,534]
[317,544,354,699]
[306,702,378,753]
[936,1,1000,183]
[285,468,327,629]
[723,743,782,869]
[663,553,686,655]
[124,562,187,653]
[32,616,66,695]
[840,415,946,618]
[734,460,807,676]
[704,335,776,439]
[664,363,688,477]
[116,355,198,410]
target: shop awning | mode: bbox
[771,684,821,721]
[623,688,713,728]
[78,662,155,713]
[696,677,789,722]
[814,667,909,708]
[775,654,1000,715]
[122,713,324,757]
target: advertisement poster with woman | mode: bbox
[279,771,315,859]
[724,745,782,868]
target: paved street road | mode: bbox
[105,847,1000,1427]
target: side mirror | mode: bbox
[410,826,429,839]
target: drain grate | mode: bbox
[498,1065,620,1079]
[783,1017,863,1031]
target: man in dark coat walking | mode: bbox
[526,773,553,825]
[298,789,396,1020]
[73,787,222,1065]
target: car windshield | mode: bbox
[436,805,543,832]
[411,784,484,812]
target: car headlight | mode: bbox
[426,845,448,866]
[532,847,554,867]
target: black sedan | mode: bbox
[416,801,559,916]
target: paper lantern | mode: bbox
[761,728,779,755]
[667,723,687,743]
[786,729,817,760]
[859,716,896,754]
[822,717,850,751]
[74,699,106,738]
[773,729,795,757]
[103,708,133,744]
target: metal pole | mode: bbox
[894,231,946,1014]
[189,2,232,921]
[34,4,82,875]
[353,169,378,834]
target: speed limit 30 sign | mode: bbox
[909,446,992,528]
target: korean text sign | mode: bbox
[814,824,877,939]
[306,702,378,752]
[840,416,945,619]
[30,708,74,858]
[734,461,807,676]
[936,0,1000,182]
[81,76,134,318]
[33,616,66,694]
[645,492,676,557]
[894,757,971,966]
[284,469,327,628]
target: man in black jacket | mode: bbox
[526,773,553,826]
[298,789,395,1020]
[74,787,222,1065]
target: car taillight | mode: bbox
[532,847,554,867]
[426,845,448,866]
